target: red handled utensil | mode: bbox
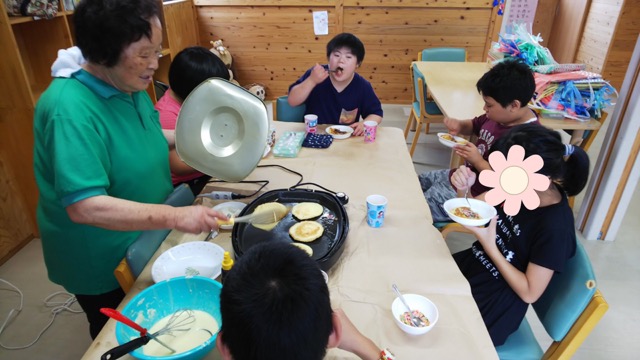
[100,308,176,354]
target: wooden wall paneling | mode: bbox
[0,12,31,110]
[575,0,622,74]
[163,0,200,54]
[601,0,640,91]
[195,1,494,103]
[547,0,591,64]
[532,0,559,48]
[0,147,36,265]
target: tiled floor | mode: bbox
[0,104,637,359]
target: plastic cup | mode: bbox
[304,114,318,134]
[366,194,388,228]
[364,120,378,143]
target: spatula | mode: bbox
[231,207,289,225]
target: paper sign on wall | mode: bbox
[313,11,328,35]
[500,0,538,34]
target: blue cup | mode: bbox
[366,194,388,228]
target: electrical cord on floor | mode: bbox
[0,278,83,350]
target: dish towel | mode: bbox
[302,133,333,149]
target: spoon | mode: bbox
[464,177,473,209]
[391,284,424,327]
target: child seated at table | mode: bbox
[216,242,392,360]
[450,124,590,345]
[419,59,539,222]
[287,32,383,136]
[155,46,230,195]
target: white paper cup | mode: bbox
[366,194,388,227]
[364,120,378,143]
[304,114,318,133]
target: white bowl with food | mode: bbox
[152,241,225,283]
[213,201,246,230]
[437,132,468,148]
[391,294,439,335]
[326,125,354,139]
[443,198,497,226]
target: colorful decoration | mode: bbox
[493,0,506,16]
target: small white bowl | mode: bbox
[391,294,439,335]
[437,132,468,148]
[151,241,225,283]
[213,201,246,230]
[443,198,497,226]
[326,125,354,139]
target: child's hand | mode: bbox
[444,117,461,135]
[350,122,365,136]
[463,216,498,251]
[310,63,330,84]
[454,142,482,165]
[450,165,476,191]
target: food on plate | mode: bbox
[289,221,324,242]
[452,206,481,220]
[291,242,313,256]
[291,202,324,220]
[252,202,288,231]
[439,133,456,142]
[455,138,468,145]
[399,310,430,327]
[328,127,349,135]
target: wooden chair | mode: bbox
[275,95,306,122]
[113,184,195,292]
[405,48,466,157]
[495,240,609,360]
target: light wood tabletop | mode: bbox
[82,122,498,360]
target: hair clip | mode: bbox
[564,144,575,156]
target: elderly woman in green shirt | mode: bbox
[33,0,225,339]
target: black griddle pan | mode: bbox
[231,189,349,271]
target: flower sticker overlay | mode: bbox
[479,145,550,216]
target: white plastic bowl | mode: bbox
[443,198,497,226]
[152,242,225,283]
[326,125,354,139]
[391,294,439,335]
[437,132,468,148]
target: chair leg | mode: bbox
[409,122,423,157]
[424,122,430,134]
[404,112,416,139]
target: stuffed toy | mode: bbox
[210,40,233,68]
[244,83,266,101]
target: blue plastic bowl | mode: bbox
[115,276,222,360]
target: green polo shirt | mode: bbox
[34,69,173,295]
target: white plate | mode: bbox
[213,201,246,230]
[326,125,354,140]
[175,78,269,182]
[437,132,468,148]
[443,198,497,226]
[151,241,225,283]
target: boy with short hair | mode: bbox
[216,242,389,360]
[420,59,539,222]
[288,32,383,136]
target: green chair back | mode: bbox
[276,95,306,122]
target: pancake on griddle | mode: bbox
[291,202,324,220]
[289,221,324,242]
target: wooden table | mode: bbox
[82,122,498,359]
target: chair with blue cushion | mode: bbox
[495,240,608,360]
[275,95,306,122]
[404,47,466,157]
[114,184,195,292]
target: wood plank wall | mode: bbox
[600,0,639,91]
[575,0,622,75]
[194,0,498,104]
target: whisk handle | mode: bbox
[100,335,151,360]
[100,308,147,335]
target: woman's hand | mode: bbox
[172,206,228,234]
